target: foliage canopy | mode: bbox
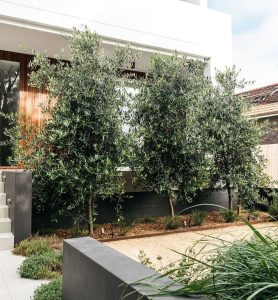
[130,54,212,215]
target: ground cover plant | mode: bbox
[19,250,62,280]
[14,239,63,299]
[13,239,52,257]
[32,278,62,300]
[14,239,62,280]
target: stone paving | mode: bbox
[0,250,48,300]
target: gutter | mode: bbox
[0,14,209,59]
[249,113,278,120]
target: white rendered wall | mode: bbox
[0,0,232,75]
[180,0,207,7]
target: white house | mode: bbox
[0,0,232,70]
[0,0,232,162]
[0,0,232,249]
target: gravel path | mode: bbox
[105,222,278,268]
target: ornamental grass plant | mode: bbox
[134,219,278,300]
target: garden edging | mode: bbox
[99,220,268,242]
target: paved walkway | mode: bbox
[105,222,278,268]
[0,251,48,300]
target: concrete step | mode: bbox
[0,218,11,233]
[0,193,6,205]
[0,233,14,250]
[0,182,4,193]
[0,205,9,218]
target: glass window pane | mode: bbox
[0,60,20,166]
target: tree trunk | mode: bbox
[168,196,175,218]
[88,194,94,236]
[226,181,233,211]
[237,197,241,215]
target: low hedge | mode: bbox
[33,278,62,300]
[13,239,52,257]
[19,251,62,280]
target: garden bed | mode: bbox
[34,210,271,249]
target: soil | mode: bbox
[34,210,271,250]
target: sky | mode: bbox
[208,0,278,90]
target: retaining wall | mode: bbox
[63,237,206,300]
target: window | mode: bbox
[0,60,20,166]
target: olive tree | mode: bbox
[204,67,270,211]
[130,54,211,216]
[21,28,135,234]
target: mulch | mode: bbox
[40,211,271,246]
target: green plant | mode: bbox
[138,248,199,283]
[33,278,62,300]
[140,216,156,224]
[4,28,137,236]
[138,250,155,269]
[165,216,181,230]
[113,216,135,236]
[131,54,212,217]
[191,210,207,226]
[19,251,62,279]
[220,209,236,223]
[13,239,52,257]
[202,236,278,299]
[203,67,271,210]
[269,201,278,219]
[134,218,278,300]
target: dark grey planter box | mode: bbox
[63,237,206,300]
[2,170,32,244]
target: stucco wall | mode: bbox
[0,0,232,76]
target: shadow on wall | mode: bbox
[32,188,237,229]
[96,189,238,223]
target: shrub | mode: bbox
[254,200,269,212]
[220,210,236,223]
[191,210,207,226]
[165,216,180,230]
[13,239,52,257]
[19,251,62,280]
[113,217,135,236]
[33,278,62,300]
[269,201,278,219]
[140,216,156,224]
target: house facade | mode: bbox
[0,0,232,165]
[244,83,278,183]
